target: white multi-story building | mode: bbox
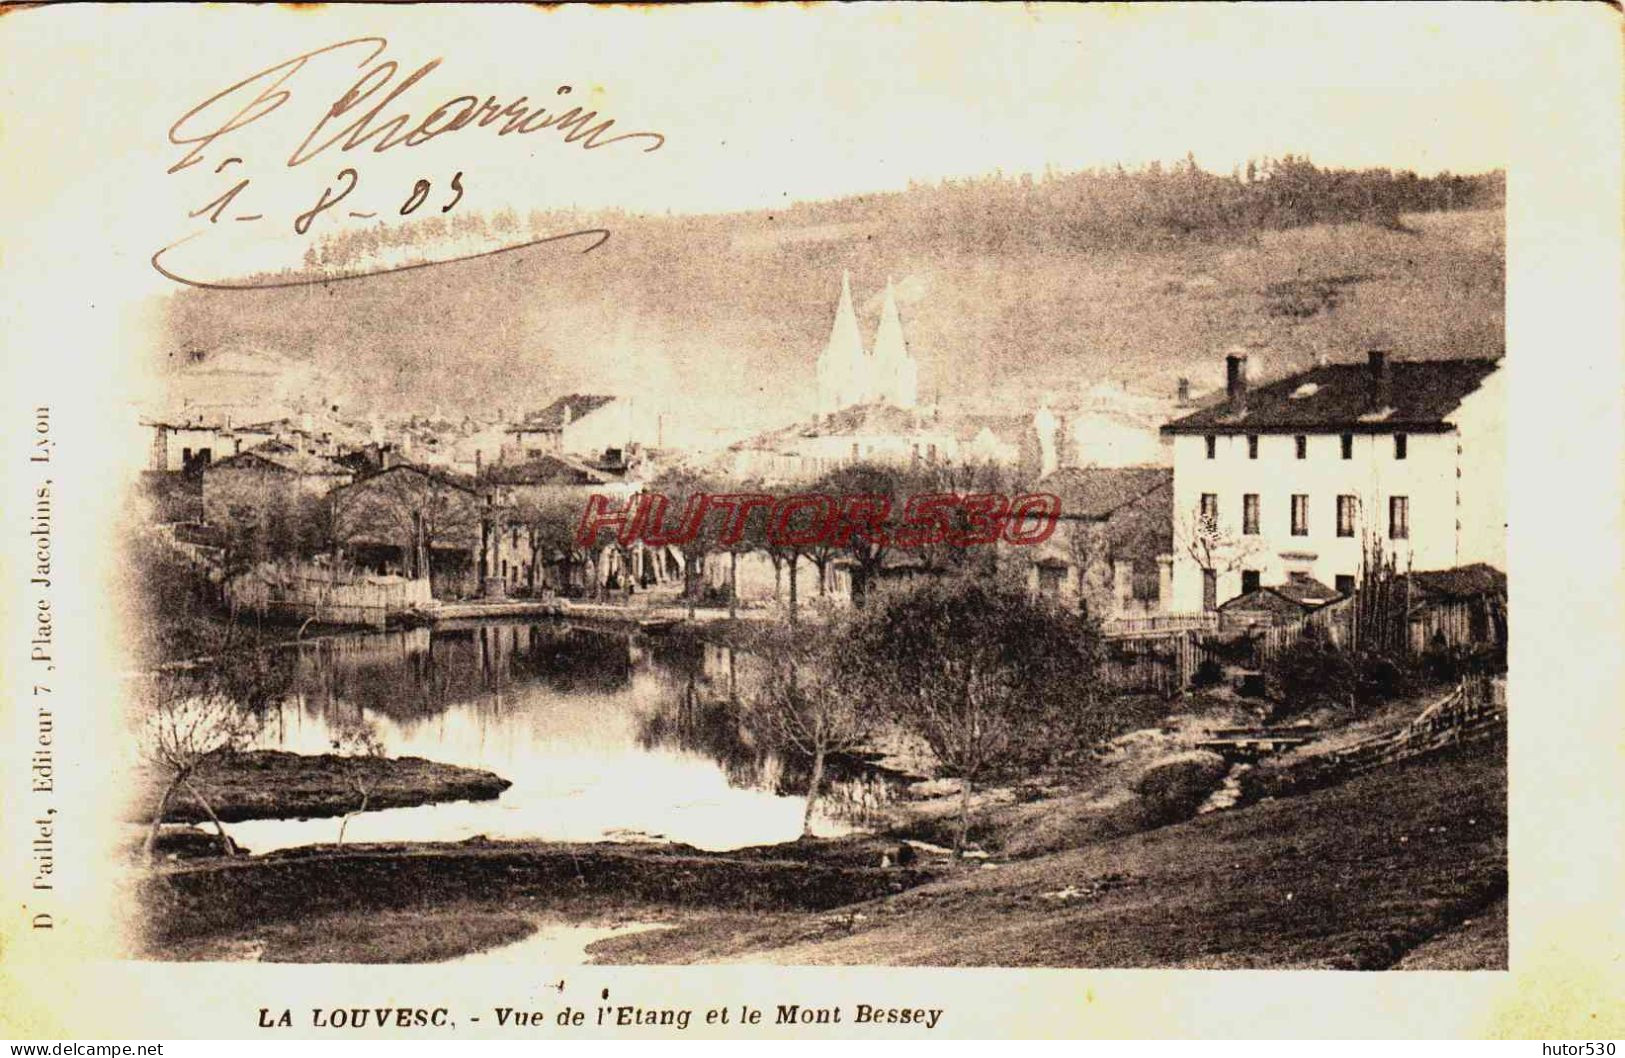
[1161,350,1505,612]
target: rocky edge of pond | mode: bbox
[137,750,512,825]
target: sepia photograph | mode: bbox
[2,0,1621,1042]
[122,17,1509,974]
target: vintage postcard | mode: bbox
[2,1,1622,1041]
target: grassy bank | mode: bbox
[133,836,936,960]
[136,750,511,826]
[158,904,543,963]
[135,732,1503,967]
[597,736,1506,968]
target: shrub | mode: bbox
[1191,658,1224,688]
[1135,751,1230,826]
[1266,624,1413,716]
[1353,651,1407,702]
[1266,628,1357,714]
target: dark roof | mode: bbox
[511,394,617,432]
[207,442,351,477]
[1161,357,1500,434]
[484,454,618,486]
[1220,575,1341,614]
[1405,563,1506,600]
[1219,587,1311,617]
[1041,466,1172,520]
[1272,574,1342,607]
[331,462,482,497]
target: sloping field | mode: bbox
[160,201,1502,424]
[599,738,1506,968]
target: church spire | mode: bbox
[816,270,868,414]
[872,277,907,365]
[870,276,919,408]
[831,271,862,355]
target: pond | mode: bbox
[226,621,900,854]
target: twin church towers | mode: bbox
[813,271,921,415]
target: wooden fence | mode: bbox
[1250,595,1357,667]
[226,561,432,629]
[1103,612,1219,638]
[1408,597,1506,655]
[1250,674,1505,795]
[1100,587,1505,696]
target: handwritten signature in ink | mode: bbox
[154,36,665,289]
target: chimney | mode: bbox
[1033,406,1059,478]
[562,403,574,427]
[1225,353,1249,410]
[1176,377,1191,405]
[1367,349,1393,411]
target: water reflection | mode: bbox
[233,622,896,854]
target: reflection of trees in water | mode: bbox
[635,646,901,828]
[505,624,632,692]
[635,666,770,790]
[280,622,634,723]
[245,621,899,828]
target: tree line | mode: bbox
[302,154,1505,272]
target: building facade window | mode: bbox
[1291,494,1309,536]
[1295,435,1307,460]
[1247,434,1259,459]
[1202,569,1218,611]
[1200,493,1218,524]
[1241,569,1261,593]
[1205,435,1216,459]
[1390,495,1410,539]
[1242,493,1260,535]
[1335,574,1355,595]
[1340,433,1354,460]
[1336,495,1357,538]
[1394,433,1408,460]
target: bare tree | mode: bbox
[1063,518,1115,620]
[138,673,261,860]
[330,714,389,846]
[844,574,1107,857]
[507,490,596,596]
[331,466,485,586]
[811,463,907,607]
[1177,499,1265,608]
[748,621,877,836]
[647,466,723,618]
